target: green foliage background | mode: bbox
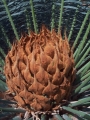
[0,0,90,120]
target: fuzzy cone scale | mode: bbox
[4,26,76,112]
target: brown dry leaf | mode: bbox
[28,75,45,94]
[44,43,55,58]
[18,61,26,71]
[22,59,33,84]
[40,102,52,111]
[14,94,25,107]
[35,94,49,103]
[52,67,63,85]
[30,99,42,111]
[19,87,34,101]
[42,80,59,96]
[40,47,52,70]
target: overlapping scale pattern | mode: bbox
[4,26,76,112]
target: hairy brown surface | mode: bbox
[4,26,76,112]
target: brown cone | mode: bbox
[4,26,76,112]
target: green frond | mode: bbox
[73,75,90,95]
[58,0,64,33]
[0,107,25,113]
[2,0,19,40]
[29,0,38,33]
[76,47,90,68]
[68,4,80,41]
[68,97,90,107]
[0,24,11,48]
[77,61,90,78]
[73,10,90,49]
[0,79,7,91]
[51,1,55,31]
[79,84,90,94]
[41,114,48,120]
[62,114,72,120]
[0,0,90,120]
[0,48,6,58]
[74,70,90,85]
[25,9,31,35]
[62,106,90,119]
[75,23,90,64]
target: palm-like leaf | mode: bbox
[0,0,90,120]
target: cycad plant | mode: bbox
[0,0,90,120]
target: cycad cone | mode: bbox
[4,26,76,112]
